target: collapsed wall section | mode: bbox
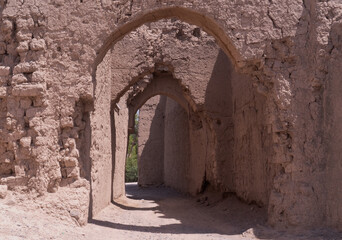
[0,6,55,193]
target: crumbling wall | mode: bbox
[105,18,276,216]
[0,3,53,193]
[134,49,273,204]
[0,1,93,224]
[138,95,166,186]
[1,0,341,230]
[111,20,235,196]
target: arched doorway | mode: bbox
[89,11,272,223]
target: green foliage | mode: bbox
[135,111,139,132]
[125,113,139,182]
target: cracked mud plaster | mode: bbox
[0,0,341,231]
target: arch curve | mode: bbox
[94,6,244,72]
[127,75,197,133]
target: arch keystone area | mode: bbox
[94,6,244,71]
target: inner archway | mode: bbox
[127,95,192,193]
[121,72,210,197]
[89,13,273,232]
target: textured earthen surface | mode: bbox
[138,96,165,187]
[0,0,342,232]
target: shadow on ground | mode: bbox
[90,183,266,237]
[90,183,342,240]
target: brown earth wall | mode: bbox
[0,0,341,230]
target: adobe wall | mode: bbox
[113,20,233,197]
[324,11,342,230]
[231,60,272,206]
[89,51,113,216]
[203,51,234,193]
[135,48,271,206]
[112,95,129,200]
[325,47,342,230]
[0,0,341,230]
[138,95,165,186]
[163,97,191,193]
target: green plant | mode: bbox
[125,113,139,182]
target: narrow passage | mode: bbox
[0,183,339,239]
[87,183,305,240]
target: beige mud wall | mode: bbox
[112,95,129,199]
[163,98,191,193]
[187,114,208,195]
[203,51,234,192]
[89,49,129,216]
[231,63,272,206]
[135,52,273,204]
[123,21,272,199]
[90,53,113,216]
[324,22,342,231]
[138,96,166,186]
[137,93,206,194]
[110,20,236,195]
[2,0,342,230]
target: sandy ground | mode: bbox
[0,183,341,240]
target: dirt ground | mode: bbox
[0,183,341,240]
